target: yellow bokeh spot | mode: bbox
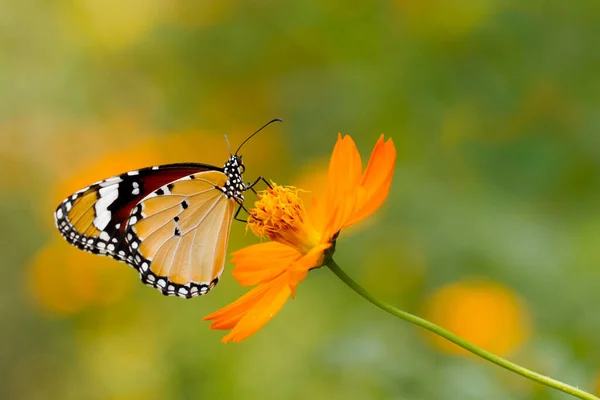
[423,279,531,356]
[394,0,498,39]
[67,0,167,50]
[28,240,134,316]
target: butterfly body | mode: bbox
[55,155,246,298]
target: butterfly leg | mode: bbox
[245,176,272,191]
[234,200,249,223]
[235,177,272,224]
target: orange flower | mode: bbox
[204,134,396,343]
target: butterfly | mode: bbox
[54,119,281,298]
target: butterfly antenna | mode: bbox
[224,134,232,156]
[235,118,283,155]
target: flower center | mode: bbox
[248,184,321,254]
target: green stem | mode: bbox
[326,258,598,400]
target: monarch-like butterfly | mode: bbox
[54,119,281,298]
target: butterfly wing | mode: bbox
[54,163,232,285]
[125,170,236,297]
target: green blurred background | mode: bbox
[2,1,600,399]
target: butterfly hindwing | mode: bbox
[125,170,236,298]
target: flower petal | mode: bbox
[222,273,292,343]
[203,281,275,330]
[288,243,331,297]
[204,243,327,343]
[323,134,362,238]
[307,194,326,233]
[360,135,395,188]
[345,135,396,227]
[231,242,301,286]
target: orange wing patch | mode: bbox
[66,190,98,229]
[56,186,107,252]
[137,195,183,217]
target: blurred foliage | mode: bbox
[1,0,600,399]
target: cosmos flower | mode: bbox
[204,134,396,343]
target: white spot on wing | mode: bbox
[99,184,118,197]
[93,210,112,231]
[95,188,119,216]
[102,177,122,185]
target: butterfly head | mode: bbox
[221,119,282,201]
[222,155,246,201]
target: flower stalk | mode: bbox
[326,258,599,400]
